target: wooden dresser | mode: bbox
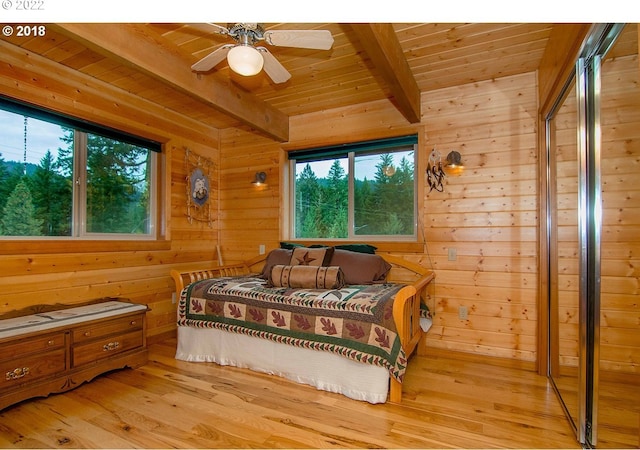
[0,300,148,411]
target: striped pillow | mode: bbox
[269,265,345,289]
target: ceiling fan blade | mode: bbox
[191,44,234,72]
[263,30,334,50]
[188,23,229,35]
[257,47,291,84]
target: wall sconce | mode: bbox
[427,148,464,192]
[444,150,464,176]
[251,171,267,186]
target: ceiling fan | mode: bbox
[189,23,334,84]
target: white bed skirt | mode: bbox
[175,325,390,404]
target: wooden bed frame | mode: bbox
[170,253,434,403]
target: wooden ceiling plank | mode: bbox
[351,23,422,124]
[51,23,289,142]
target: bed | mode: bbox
[170,246,434,404]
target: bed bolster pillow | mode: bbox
[269,265,346,289]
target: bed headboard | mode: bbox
[171,253,434,297]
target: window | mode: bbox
[0,96,161,239]
[289,135,417,240]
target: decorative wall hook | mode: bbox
[427,149,445,192]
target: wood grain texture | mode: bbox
[0,39,221,341]
[2,23,561,131]
[351,24,421,123]
[0,340,588,449]
[218,71,539,364]
[0,23,637,404]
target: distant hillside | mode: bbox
[2,160,38,176]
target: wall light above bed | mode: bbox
[252,171,267,186]
[427,149,464,192]
[444,150,464,176]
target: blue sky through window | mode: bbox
[0,110,65,165]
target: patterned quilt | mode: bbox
[178,276,409,382]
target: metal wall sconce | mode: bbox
[444,150,464,176]
[251,171,267,186]
[427,149,464,192]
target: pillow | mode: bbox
[279,241,305,250]
[329,249,391,285]
[280,242,377,254]
[334,244,378,254]
[289,246,334,267]
[259,248,293,279]
[269,265,345,289]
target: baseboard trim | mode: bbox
[147,328,176,346]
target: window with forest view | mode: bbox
[0,100,158,239]
[290,136,417,240]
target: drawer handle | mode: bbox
[130,320,137,326]
[84,331,91,337]
[6,367,30,381]
[103,341,120,352]
[48,340,55,346]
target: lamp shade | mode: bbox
[444,150,464,175]
[227,45,264,76]
[252,171,267,186]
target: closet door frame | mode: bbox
[543,23,624,447]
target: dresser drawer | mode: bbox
[0,332,66,362]
[72,313,144,344]
[72,330,144,367]
[1,348,66,389]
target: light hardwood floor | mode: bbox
[0,339,583,449]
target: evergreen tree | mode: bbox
[293,151,415,239]
[295,164,321,237]
[354,177,376,235]
[0,153,9,214]
[55,127,74,177]
[0,178,43,236]
[30,150,72,236]
[1,164,28,219]
[393,156,415,233]
[323,160,348,238]
[86,135,147,233]
[371,153,415,235]
[381,212,404,235]
[374,154,395,184]
[367,154,398,234]
[56,128,150,234]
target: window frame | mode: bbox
[0,95,167,250]
[287,135,419,242]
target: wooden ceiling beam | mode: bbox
[52,23,289,142]
[351,24,421,124]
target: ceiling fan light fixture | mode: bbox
[227,45,264,76]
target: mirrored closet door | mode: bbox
[546,23,639,448]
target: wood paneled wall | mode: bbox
[2,30,635,374]
[599,53,640,374]
[0,42,221,341]
[221,72,541,365]
[217,129,282,264]
[421,73,539,362]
